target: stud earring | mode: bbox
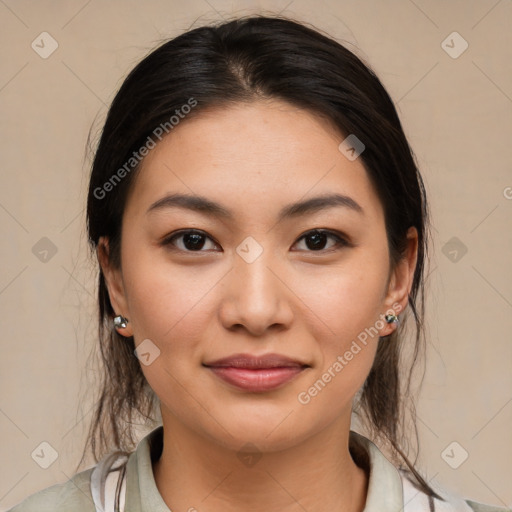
[113,315,129,329]
[385,313,399,324]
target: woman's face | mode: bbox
[100,99,417,452]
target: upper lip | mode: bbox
[203,353,309,369]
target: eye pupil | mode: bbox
[306,232,327,250]
[183,233,205,250]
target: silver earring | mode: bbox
[385,314,399,324]
[113,315,129,329]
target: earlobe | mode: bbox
[97,237,133,337]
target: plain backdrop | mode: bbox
[0,0,511,510]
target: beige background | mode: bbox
[1,0,511,510]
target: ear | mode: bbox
[380,226,419,336]
[97,236,133,337]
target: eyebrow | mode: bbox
[146,192,364,221]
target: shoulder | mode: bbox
[6,468,95,512]
[399,470,511,512]
[8,428,157,512]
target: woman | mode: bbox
[8,15,509,512]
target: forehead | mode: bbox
[123,99,384,225]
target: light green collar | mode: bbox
[127,426,406,512]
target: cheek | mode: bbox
[289,249,388,402]
[120,252,216,415]
[292,251,389,348]
[119,250,229,419]
[291,269,384,427]
[122,246,218,345]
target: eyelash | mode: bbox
[161,229,351,254]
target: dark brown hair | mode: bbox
[80,14,440,500]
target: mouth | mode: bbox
[203,353,310,393]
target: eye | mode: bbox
[292,229,349,252]
[162,229,220,252]
[162,228,350,254]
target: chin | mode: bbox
[201,406,314,453]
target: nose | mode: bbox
[218,249,294,337]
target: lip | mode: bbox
[203,353,309,392]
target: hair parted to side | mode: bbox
[81,14,439,499]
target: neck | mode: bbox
[153,414,369,512]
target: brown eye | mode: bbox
[293,230,349,252]
[163,230,219,252]
[162,228,350,254]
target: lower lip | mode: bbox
[207,366,305,392]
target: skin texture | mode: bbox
[98,99,418,512]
